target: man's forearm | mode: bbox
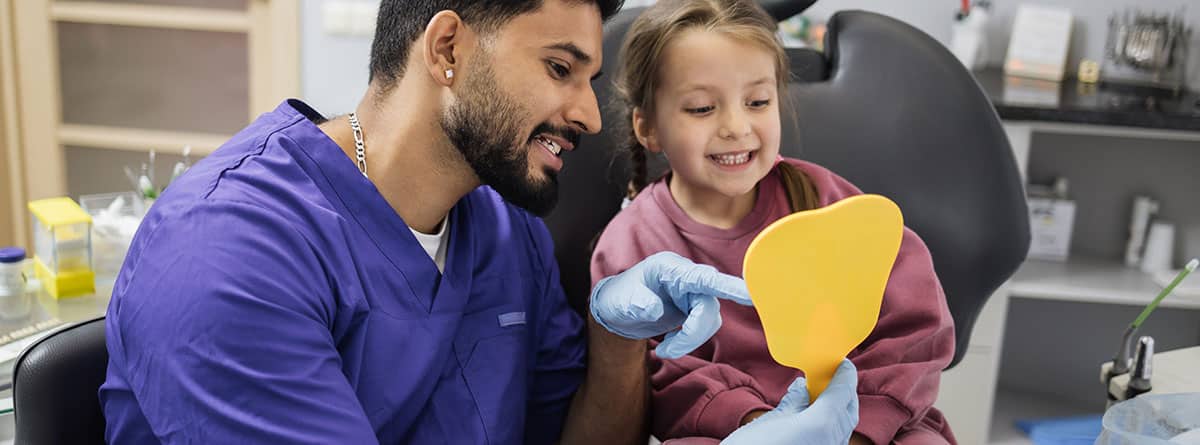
[560,315,649,445]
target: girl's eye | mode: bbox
[748,99,771,108]
[548,61,570,79]
[685,105,714,114]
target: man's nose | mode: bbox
[565,84,602,135]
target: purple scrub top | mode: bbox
[100,100,586,444]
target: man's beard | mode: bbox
[440,56,579,217]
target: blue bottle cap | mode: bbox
[0,247,26,264]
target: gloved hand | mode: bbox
[590,251,753,359]
[722,359,860,445]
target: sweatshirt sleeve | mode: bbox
[791,158,956,443]
[849,227,955,444]
[592,239,773,441]
[647,353,774,440]
[593,229,772,440]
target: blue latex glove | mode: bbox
[723,359,860,445]
[590,252,753,358]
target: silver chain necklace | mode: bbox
[348,112,367,178]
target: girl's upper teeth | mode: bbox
[712,152,750,165]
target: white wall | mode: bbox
[801,0,1200,89]
[300,0,376,116]
[298,0,1200,109]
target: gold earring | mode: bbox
[445,69,454,80]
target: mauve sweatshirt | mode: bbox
[591,158,957,444]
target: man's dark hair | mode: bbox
[370,0,624,89]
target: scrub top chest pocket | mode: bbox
[453,278,532,444]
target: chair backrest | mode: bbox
[542,6,643,317]
[782,11,1029,368]
[545,5,1029,369]
[13,317,108,444]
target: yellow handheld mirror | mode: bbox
[743,194,903,398]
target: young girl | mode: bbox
[590,1,957,444]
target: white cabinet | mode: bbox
[936,288,1009,445]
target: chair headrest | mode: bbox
[759,0,818,21]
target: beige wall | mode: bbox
[0,127,12,249]
[0,76,22,249]
[0,0,18,249]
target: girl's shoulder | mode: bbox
[778,156,865,205]
[596,182,672,246]
[591,182,681,279]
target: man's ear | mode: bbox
[632,107,660,153]
[421,11,469,87]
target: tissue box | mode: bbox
[1028,197,1076,261]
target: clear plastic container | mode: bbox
[27,197,95,298]
[80,191,147,282]
[32,217,92,275]
[1096,393,1200,444]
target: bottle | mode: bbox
[950,0,992,71]
[0,246,32,320]
[1125,196,1159,267]
[1140,222,1175,273]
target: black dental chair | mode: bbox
[542,1,1030,369]
[12,317,109,444]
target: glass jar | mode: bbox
[0,247,31,319]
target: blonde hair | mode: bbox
[614,0,789,197]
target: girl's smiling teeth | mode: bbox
[709,150,754,165]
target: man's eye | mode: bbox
[685,106,715,114]
[548,61,570,79]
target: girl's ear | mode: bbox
[632,107,661,153]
